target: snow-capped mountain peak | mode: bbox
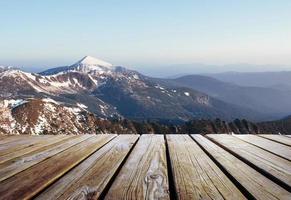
[76,56,113,67]
[39,56,118,76]
[69,56,114,73]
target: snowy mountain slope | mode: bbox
[0,69,95,94]
[0,98,88,134]
[0,56,266,123]
[70,55,114,71]
[40,56,114,75]
[0,66,18,73]
[0,97,142,135]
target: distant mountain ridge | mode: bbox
[155,74,291,118]
[208,71,291,89]
[0,56,267,129]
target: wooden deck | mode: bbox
[0,134,290,200]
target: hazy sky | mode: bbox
[0,0,291,74]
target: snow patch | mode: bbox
[99,104,108,115]
[42,98,60,105]
[23,72,36,81]
[2,99,28,108]
[77,103,88,109]
[155,85,165,90]
[33,115,47,135]
[133,74,139,79]
[88,74,98,85]
[184,92,190,96]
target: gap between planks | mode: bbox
[191,134,291,200]
[258,134,291,147]
[0,135,92,182]
[0,135,77,165]
[206,134,291,191]
[35,135,139,200]
[166,134,245,200]
[104,134,170,200]
[0,134,117,200]
[234,135,291,162]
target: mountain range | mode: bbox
[208,71,291,90]
[155,75,291,118]
[1,56,291,134]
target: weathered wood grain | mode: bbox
[0,135,91,182]
[0,135,24,143]
[259,134,291,146]
[1,134,291,200]
[0,135,53,151]
[0,135,52,145]
[235,135,291,161]
[35,135,139,200]
[0,135,67,157]
[207,134,291,188]
[0,134,116,200]
[0,135,70,163]
[105,135,170,200]
[192,135,291,200]
[166,135,245,200]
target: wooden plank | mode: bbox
[35,135,139,200]
[0,135,67,157]
[192,135,290,200]
[0,135,70,163]
[259,134,291,146]
[0,135,53,152]
[0,135,66,153]
[0,134,116,200]
[0,135,52,145]
[235,135,291,161]
[0,135,25,143]
[166,135,245,200]
[207,134,291,188]
[105,135,170,200]
[0,135,91,182]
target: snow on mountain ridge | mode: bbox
[39,56,116,76]
[0,66,11,69]
[69,56,115,73]
[76,56,113,67]
[0,66,18,71]
[0,68,98,95]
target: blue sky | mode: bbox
[0,0,291,74]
